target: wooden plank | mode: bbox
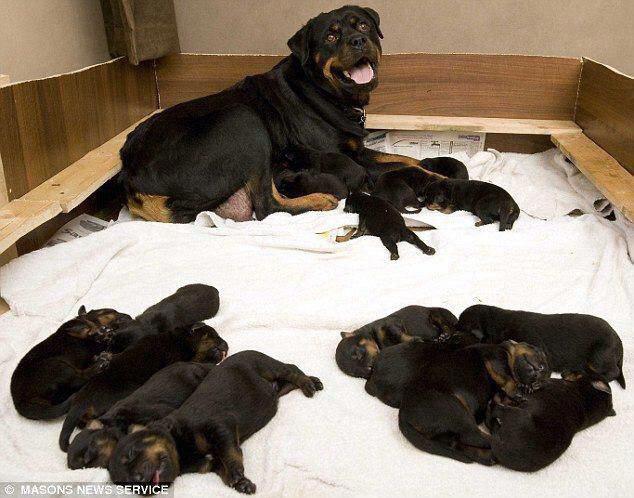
[0,112,156,255]
[22,113,158,212]
[0,200,62,254]
[485,134,553,155]
[575,58,634,174]
[156,54,582,120]
[365,114,581,135]
[551,133,634,222]
[0,75,9,87]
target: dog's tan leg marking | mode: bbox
[271,180,338,213]
[127,194,172,222]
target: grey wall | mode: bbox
[0,0,110,83]
[173,0,634,75]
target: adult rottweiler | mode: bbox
[120,6,439,223]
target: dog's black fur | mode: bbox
[109,284,220,351]
[11,306,132,420]
[344,193,435,260]
[420,157,469,180]
[59,324,227,451]
[423,179,520,231]
[398,341,550,465]
[67,361,213,469]
[275,169,348,200]
[108,351,322,494]
[284,147,368,192]
[458,304,626,387]
[371,167,436,213]
[365,332,480,407]
[486,376,616,472]
[336,305,458,378]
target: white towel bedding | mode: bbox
[0,149,632,497]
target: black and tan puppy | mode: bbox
[486,376,616,472]
[67,361,213,469]
[109,283,220,351]
[420,157,469,180]
[59,324,227,451]
[275,169,348,200]
[458,304,626,387]
[336,305,458,378]
[423,179,519,231]
[344,192,435,260]
[398,341,549,465]
[372,167,436,213]
[108,351,322,494]
[365,332,480,407]
[11,306,133,420]
[284,147,368,193]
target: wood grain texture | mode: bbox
[156,53,582,120]
[366,114,581,135]
[0,57,156,201]
[551,133,634,221]
[575,58,634,174]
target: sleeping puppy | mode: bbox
[67,361,213,469]
[365,332,480,407]
[458,304,626,387]
[423,179,519,231]
[336,305,459,378]
[59,323,227,451]
[110,283,220,351]
[344,193,435,260]
[486,376,615,472]
[398,341,549,465]
[108,350,322,494]
[275,169,348,200]
[11,306,132,420]
[420,157,469,180]
[372,167,436,213]
[284,147,368,193]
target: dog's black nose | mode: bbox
[349,34,367,49]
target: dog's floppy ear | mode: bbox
[591,379,611,394]
[78,305,87,316]
[362,7,383,39]
[340,331,355,339]
[288,23,311,65]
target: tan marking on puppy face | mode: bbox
[344,138,361,152]
[359,338,379,359]
[453,393,470,412]
[128,194,172,223]
[194,432,209,453]
[87,419,104,430]
[128,424,146,434]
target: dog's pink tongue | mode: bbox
[153,470,161,485]
[349,63,373,84]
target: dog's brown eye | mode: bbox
[326,33,338,43]
[358,22,369,32]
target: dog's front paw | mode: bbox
[297,375,323,397]
[423,246,436,255]
[436,331,452,342]
[233,477,256,494]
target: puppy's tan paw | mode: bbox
[308,193,339,211]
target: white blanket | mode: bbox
[0,149,633,497]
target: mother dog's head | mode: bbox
[288,5,383,105]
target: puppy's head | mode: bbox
[64,307,133,340]
[566,375,616,424]
[343,192,366,213]
[188,323,228,363]
[422,181,453,213]
[503,340,550,390]
[288,5,382,105]
[456,304,489,339]
[109,427,180,489]
[427,308,459,340]
[335,331,379,378]
[67,425,121,469]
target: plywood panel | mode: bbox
[575,59,634,174]
[0,57,156,201]
[156,53,582,120]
